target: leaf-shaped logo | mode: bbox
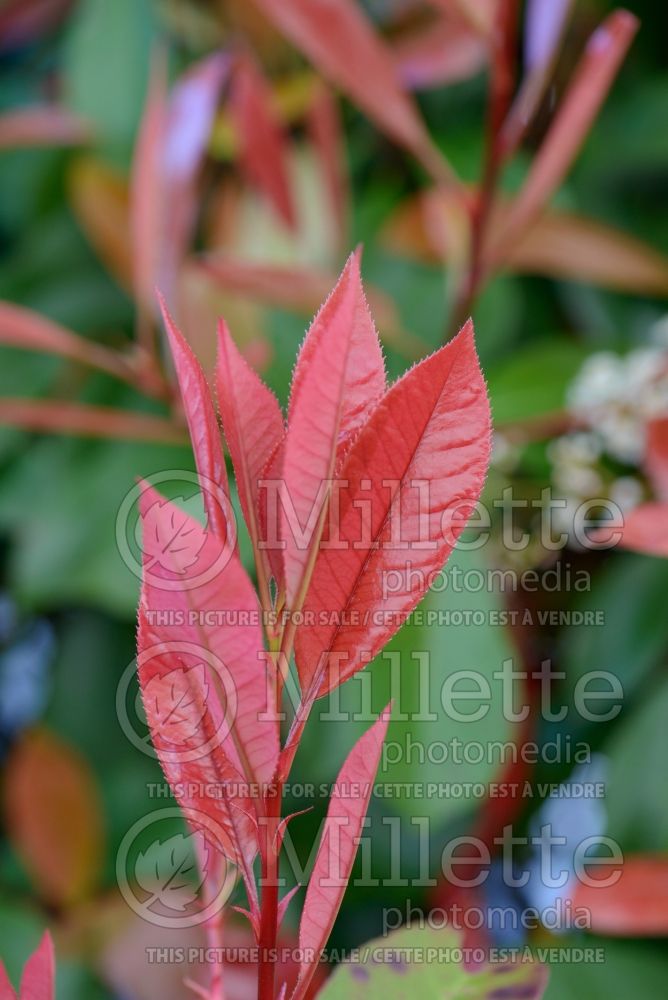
[135,832,205,912]
[142,663,209,746]
[141,495,207,574]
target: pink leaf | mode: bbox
[196,257,406,348]
[295,320,490,697]
[249,0,452,185]
[159,296,229,539]
[524,0,573,72]
[385,192,668,297]
[0,301,133,382]
[277,883,302,927]
[19,932,55,1000]
[163,53,230,298]
[287,254,386,463]
[0,0,72,52]
[611,502,668,559]
[646,417,668,501]
[279,251,386,607]
[0,106,91,149]
[131,49,168,319]
[0,398,185,445]
[295,707,390,1000]
[197,258,338,315]
[139,485,279,791]
[228,54,296,230]
[500,209,668,295]
[571,856,668,935]
[216,321,284,575]
[488,10,639,267]
[0,959,16,1000]
[427,0,495,36]
[306,84,349,247]
[141,495,208,575]
[138,488,279,902]
[393,12,487,91]
[132,53,230,313]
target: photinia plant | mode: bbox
[0,932,55,1000]
[134,249,502,999]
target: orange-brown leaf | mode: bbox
[4,729,104,907]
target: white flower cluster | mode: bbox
[547,321,668,544]
[567,343,668,464]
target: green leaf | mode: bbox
[558,552,668,737]
[317,926,547,999]
[543,936,668,1000]
[488,338,588,425]
[604,675,668,851]
[298,547,516,827]
[63,0,156,160]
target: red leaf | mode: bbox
[487,10,639,267]
[501,210,668,295]
[392,12,487,91]
[4,729,104,907]
[216,321,284,573]
[611,502,668,559]
[0,398,185,445]
[295,320,490,697]
[228,54,296,230]
[646,417,668,501]
[0,106,91,149]
[139,486,279,792]
[132,53,229,314]
[295,707,390,1000]
[20,932,55,1000]
[428,0,495,36]
[196,257,408,352]
[159,297,229,539]
[141,496,208,576]
[502,0,575,154]
[306,84,349,248]
[279,251,386,607]
[0,301,133,382]
[0,969,15,1000]
[571,856,668,935]
[131,49,168,320]
[249,0,453,185]
[0,0,72,52]
[163,53,230,284]
[138,489,279,902]
[277,883,302,928]
[198,257,337,315]
[385,193,668,297]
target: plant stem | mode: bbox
[447,0,519,339]
[257,782,283,1000]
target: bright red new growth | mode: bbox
[0,932,55,1000]
[279,250,386,608]
[249,0,452,184]
[295,707,391,999]
[295,319,491,697]
[571,855,668,935]
[158,297,229,539]
[216,320,284,589]
[139,254,490,998]
[229,53,297,230]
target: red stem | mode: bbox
[448,0,519,336]
[257,783,283,1000]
